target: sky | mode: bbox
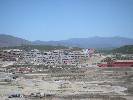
[0,0,133,41]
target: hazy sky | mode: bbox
[0,0,133,41]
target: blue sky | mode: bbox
[0,0,133,41]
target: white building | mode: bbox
[22,49,90,65]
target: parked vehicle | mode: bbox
[8,94,23,98]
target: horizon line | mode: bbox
[0,33,133,41]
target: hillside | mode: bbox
[1,34,133,49]
[113,45,133,54]
[0,45,81,51]
[33,36,133,48]
[0,34,31,47]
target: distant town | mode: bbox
[0,43,133,100]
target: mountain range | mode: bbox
[0,34,133,49]
[0,34,31,47]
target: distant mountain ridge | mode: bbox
[0,34,133,48]
[33,36,133,48]
[0,34,31,47]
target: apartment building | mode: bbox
[0,49,22,61]
[0,48,90,65]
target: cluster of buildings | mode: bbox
[1,48,133,68]
[0,49,93,66]
[0,49,22,61]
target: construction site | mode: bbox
[0,49,133,100]
[0,65,133,100]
